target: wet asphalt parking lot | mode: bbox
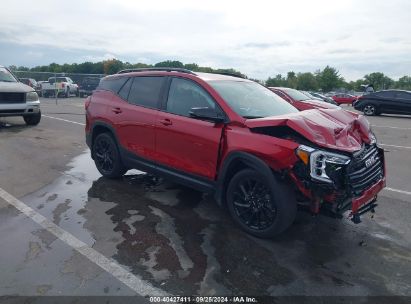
[0,97,411,301]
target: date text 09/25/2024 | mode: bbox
[149,296,258,303]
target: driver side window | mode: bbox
[166,78,216,117]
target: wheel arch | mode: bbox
[215,151,277,207]
[362,100,380,115]
[89,121,119,158]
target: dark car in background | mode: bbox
[268,87,339,111]
[19,78,41,95]
[78,77,101,97]
[354,90,411,116]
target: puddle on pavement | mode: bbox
[19,151,411,296]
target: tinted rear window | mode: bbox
[98,77,129,94]
[127,76,165,109]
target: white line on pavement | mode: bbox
[384,187,411,196]
[0,187,167,297]
[371,125,411,130]
[43,115,85,126]
[379,143,411,150]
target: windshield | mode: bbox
[282,88,310,101]
[0,67,18,82]
[210,80,298,119]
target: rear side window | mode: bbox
[377,91,396,98]
[98,77,129,94]
[166,78,216,117]
[127,76,165,109]
[395,91,411,100]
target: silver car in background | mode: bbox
[0,66,41,125]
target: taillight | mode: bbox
[61,83,65,88]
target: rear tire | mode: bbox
[23,111,41,126]
[363,104,377,116]
[92,133,127,178]
[226,168,297,238]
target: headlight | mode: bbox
[26,91,39,102]
[296,145,351,183]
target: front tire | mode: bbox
[226,169,297,238]
[23,111,41,126]
[92,133,126,178]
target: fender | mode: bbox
[215,151,278,206]
[86,120,119,155]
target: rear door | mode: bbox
[114,76,166,162]
[378,91,399,113]
[155,77,225,180]
[394,91,411,114]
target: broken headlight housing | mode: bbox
[296,145,351,183]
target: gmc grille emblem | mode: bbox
[365,155,377,168]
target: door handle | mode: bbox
[112,107,122,114]
[159,118,172,126]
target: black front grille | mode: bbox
[348,145,384,195]
[0,92,26,104]
[0,109,25,114]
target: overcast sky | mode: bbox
[1,0,411,80]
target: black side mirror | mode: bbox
[189,107,225,123]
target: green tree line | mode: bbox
[9,60,411,92]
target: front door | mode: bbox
[155,77,224,180]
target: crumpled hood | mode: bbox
[0,81,33,93]
[245,108,372,153]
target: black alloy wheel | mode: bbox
[92,133,126,178]
[231,176,276,230]
[226,168,296,238]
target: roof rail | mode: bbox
[117,67,196,75]
[210,71,247,79]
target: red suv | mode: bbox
[85,68,386,238]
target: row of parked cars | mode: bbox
[270,87,411,116]
[19,76,101,98]
[18,74,411,117]
[0,66,102,126]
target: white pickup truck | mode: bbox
[40,76,79,98]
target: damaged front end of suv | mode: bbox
[247,108,386,223]
[292,143,385,222]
